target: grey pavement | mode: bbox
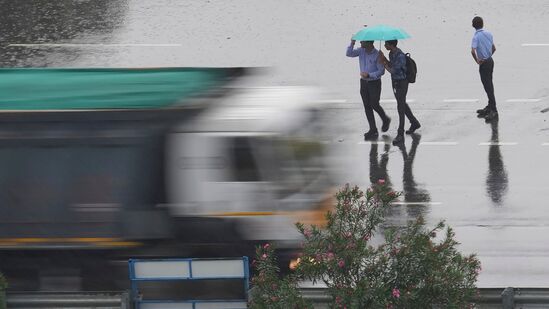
[1,0,549,287]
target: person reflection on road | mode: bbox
[486,118,508,205]
[395,133,431,218]
[368,136,391,185]
[368,136,397,216]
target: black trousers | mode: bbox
[392,79,419,135]
[479,57,497,111]
[360,79,387,132]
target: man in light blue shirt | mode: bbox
[471,16,498,121]
[347,39,390,140]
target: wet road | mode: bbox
[1,0,549,287]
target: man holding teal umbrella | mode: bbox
[347,37,390,141]
[352,24,420,145]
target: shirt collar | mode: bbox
[476,29,484,33]
[389,48,401,56]
[366,47,378,55]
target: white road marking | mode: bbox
[357,141,391,145]
[522,43,549,47]
[443,99,479,103]
[380,99,416,103]
[478,142,518,146]
[319,99,347,103]
[392,202,442,206]
[506,99,541,103]
[8,43,182,47]
[419,142,459,146]
[333,140,547,146]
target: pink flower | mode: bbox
[303,228,312,238]
[392,288,400,298]
[263,243,270,249]
[315,253,323,261]
[388,191,397,197]
[270,296,278,301]
[326,252,335,261]
[335,296,342,304]
[345,231,352,238]
[261,253,267,259]
[378,179,386,185]
[338,260,345,268]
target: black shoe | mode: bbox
[484,110,498,122]
[364,131,379,141]
[477,106,490,116]
[392,134,404,145]
[405,122,421,134]
[381,117,391,132]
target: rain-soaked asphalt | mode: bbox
[1,0,549,287]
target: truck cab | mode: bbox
[167,86,333,244]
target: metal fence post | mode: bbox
[501,287,514,309]
[120,290,130,309]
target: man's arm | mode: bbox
[492,44,496,55]
[471,35,482,64]
[471,48,480,64]
[368,54,386,79]
[346,39,360,57]
[378,51,392,73]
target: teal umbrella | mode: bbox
[352,24,411,41]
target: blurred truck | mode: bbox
[0,68,333,290]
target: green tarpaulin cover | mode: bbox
[0,68,233,110]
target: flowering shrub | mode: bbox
[248,243,313,309]
[295,182,481,308]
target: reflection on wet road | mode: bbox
[486,119,509,206]
[322,102,549,287]
[397,134,431,217]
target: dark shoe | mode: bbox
[392,134,404,145]
[405,122,421,134]
[381,117,391,132]
[477,106,490,116]
[484,110,499,122]
[364,131,379,141]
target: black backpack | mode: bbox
[405,53,417,83]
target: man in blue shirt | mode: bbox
[379,40,421,146]
[471,16,498,121]
[347,39,391,140]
